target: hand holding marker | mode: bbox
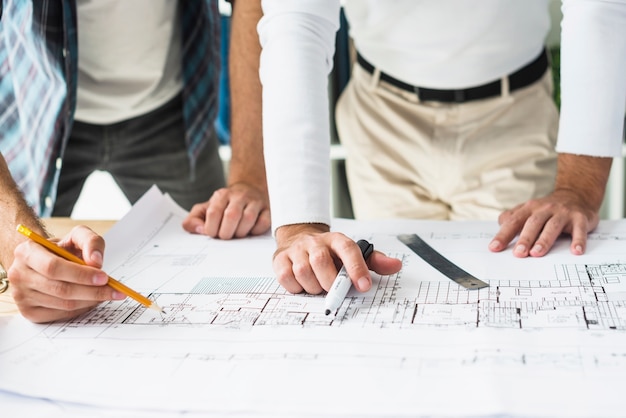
[324,239,374,315]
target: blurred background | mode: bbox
[71,1,626,222]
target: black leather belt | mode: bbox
[356,48,549,103]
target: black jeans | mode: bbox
[52,93,225,216]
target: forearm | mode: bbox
[554,153,612,213]
[228,0,267,193]
[0,156,47,269]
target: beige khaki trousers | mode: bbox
[335,64,559,221]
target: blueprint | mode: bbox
[2,186,626,417]
[62,248,626,332]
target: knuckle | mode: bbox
[190,202,203,212]
[275,271,292,289]
[94,286,113,301]
[6,263,22,283]
[51,280,72,298]
[40,256,60,278]
[524,214,545,228]
[275,273,288,287]
[251,220,271,236]
[59,298,79,312]
[497,211,509,224]
[223,206,242,223]
[211,188,229,201]
[539,202,558,213]
[240,210,258,226]
[335,238,353,254]
[206,205,225,221]
[308,249,329,269]
[571,212,591,228]
[273,263,293,286]
[13,242,28,260]
[92,234,106,249]
[291,262,309,278]
[10,287,25,304]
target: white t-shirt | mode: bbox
[258,0,555,231]
[74,0,183,124]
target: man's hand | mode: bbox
[489,189,599,257]
[273,223,402,294]
[182,183,270,239]
[187,0,270,240]
[8,226,124,323]
[489,153,612,257]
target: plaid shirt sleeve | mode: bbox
[180,0,221,177]
[0,0,75,217]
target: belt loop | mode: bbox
[412,87,422,103]
[368,67,382,91]
[500,76,510,97]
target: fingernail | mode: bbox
[514,244,526,255]
[112,291,126,300]
[93,272,108,285]
[488,240,501,251]
[195,226,203,234]
[531,244,543,254]
[357,277,370,291]
[574,245,583,254]
[91,250,103,265]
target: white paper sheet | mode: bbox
[2,186,626,417]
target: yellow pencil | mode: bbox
[16,224,164,313]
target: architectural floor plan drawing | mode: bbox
[63,257,626,332]
[2,187,626,417]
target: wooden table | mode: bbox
[43,218,116,238]
[0,218,117,317]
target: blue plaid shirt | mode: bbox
[0,0,220,216]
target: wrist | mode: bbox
[275,223,329,245]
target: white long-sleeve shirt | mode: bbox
[556,0,626,157]
[259,0,340,231]
[258,0,625,231]
[342,1,550,89]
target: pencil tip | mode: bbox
[150,304,165,314]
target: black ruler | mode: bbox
[398,234,489,290]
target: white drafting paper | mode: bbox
[2,186,626,417]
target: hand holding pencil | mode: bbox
[8,224,162,323]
